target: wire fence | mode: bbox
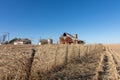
[0,44,104,80]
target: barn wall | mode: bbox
[60,36,73,44]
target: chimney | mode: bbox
[73,34,78,38]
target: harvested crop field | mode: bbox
[0,44,120,80]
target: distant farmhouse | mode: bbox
[9,38,31,45]
[38,38,53,45]
[0,32,85,45]
[60,33,85,44]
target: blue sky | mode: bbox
[0,0,120,44]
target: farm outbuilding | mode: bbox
[60,33,85,44]
[13,38,31,45]
[9,38,31,45]
[38,38,53,45]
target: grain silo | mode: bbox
[48,38,53,44]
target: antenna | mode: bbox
[0,32,10,44]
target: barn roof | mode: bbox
[9,38,31,43]
[63,33,79,40]
[15,38,31,42]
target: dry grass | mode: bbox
[0,44,105,80]
[0,45,33,80]
[103,44,120,80]
[43,46,103,80]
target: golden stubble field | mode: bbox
[104,44,120,79]
[0,44,120,80]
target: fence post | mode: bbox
[72,46,75,58]
[65,46,68,65]
[86,45,89,55]
[54,46,58,66]
[25,49,36,80]
[78,45,80,58]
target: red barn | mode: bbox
[60,33,85,44]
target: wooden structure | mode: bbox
[38,38,53,45]
[60,33,85,44]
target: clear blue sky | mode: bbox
[0,0,120,44]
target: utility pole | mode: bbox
[0,32,10,44]
[8,32,10,42]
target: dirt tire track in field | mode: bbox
[97,46,118,80]
[107,46,120,79]
[98,47,119,80]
